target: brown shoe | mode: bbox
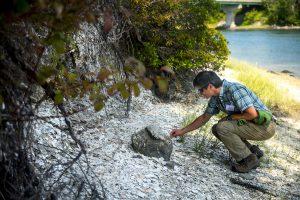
[250,145,264,159]
[231,153,260,173]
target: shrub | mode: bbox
[242,9,267,25]
[123,0,229,70]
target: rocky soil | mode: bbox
[34,85,300,199]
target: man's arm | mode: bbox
[225,106,258,121]
[170,113,212,138]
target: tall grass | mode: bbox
[180,112,220,157]
[225,59,300,116]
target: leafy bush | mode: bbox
[263,0,300,26]
[242,9,267,25]
[123,0,229,70]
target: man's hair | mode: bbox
[193,71,222,88]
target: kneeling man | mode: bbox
[170,71,276,173]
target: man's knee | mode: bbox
[212,122,233,139]
[211,124,221,140]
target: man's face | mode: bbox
[196,84,213,98]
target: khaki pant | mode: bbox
[212,120,276,161]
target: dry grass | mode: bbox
[225,59,300,118]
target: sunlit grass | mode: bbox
[225,59,300,117]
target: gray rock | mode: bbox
[131,126,173,161]
[281,70,294,74]
[165,161,175,169]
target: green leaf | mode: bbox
[93,94,106,112]
[117,82,129,100]
[124,57,145,77]
[54,90,64,105]
[97,68,111,81]
[89,92,96,102]
[120,89,130,100]
[89,85,100,102]
[142,78,153,89]
[132,82,140,97]
[156,76,168,93]
[107,84,118,96]
[0,95,3,105]
[94,99,104,112]
[123,65,132,73]
[82,80,92,92]
[66,88,77,98]
[67,72,78,81]
[53,39,65,54]
[46,32,66,54]
[37,66,56,84]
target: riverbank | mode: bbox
[214,23,300,31]
[228,25,300,31]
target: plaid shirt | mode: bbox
[205,79,270,115]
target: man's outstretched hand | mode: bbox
[169,129,184,138]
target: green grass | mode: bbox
[177,112,198,143]
[180,112,220,157]
[225,59,300,117]
[193,121,220,157]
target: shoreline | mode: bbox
[229,25,300,31]
[266,69,300,80]
[216,24,300,31]
[228,57,300,80]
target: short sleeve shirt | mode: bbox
[205,79,270,115]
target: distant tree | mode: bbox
[241,9,268,26]
[263,0,300,25]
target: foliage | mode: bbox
[263,0,300,25]
[122,0,229,70]
[242,9,268,25]
[0,0,230,112]
[207,10,226,26]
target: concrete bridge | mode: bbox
[216,0,262,28]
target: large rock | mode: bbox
[131,125,173,161]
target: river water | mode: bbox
[222,29,300,77]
